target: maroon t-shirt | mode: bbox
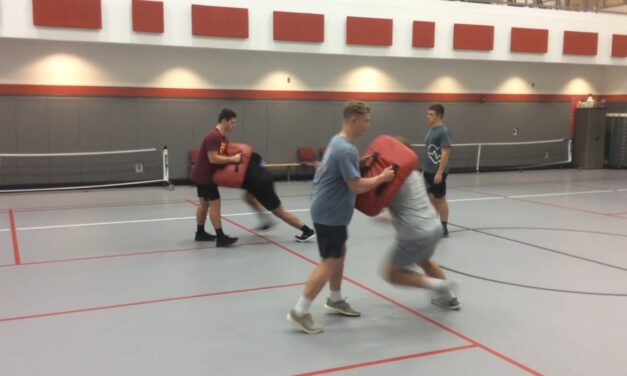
[192,127,229,185]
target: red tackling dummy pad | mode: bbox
[355,135,418,216]
[212,143,253,188]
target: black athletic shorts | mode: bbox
[313,223,348,259]
[423,172,448,198]
[196,184,220,201]
[241,164,281,211]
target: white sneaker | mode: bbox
[431,296,461,310]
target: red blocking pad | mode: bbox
[212,143,252,188]
[356,135,418,216]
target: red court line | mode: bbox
[9,209,21,265]
[222,217,543,376]
[511,197,627,221]
[294,344,477,376]
[0,240,269,269]
[448,186,504,198]
[451,186,627,220]
[0,282,305,323]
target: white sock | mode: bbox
[294,296,312,315]
[425,278,454,298]
[329,290,342,303]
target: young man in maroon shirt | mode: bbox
[192,109,241,247]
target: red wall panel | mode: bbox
[612,34,627,58]
[346,16,393,46]
[273,11,324,43]
[132,0,164,33]
[563,31,598,56]
[412,21,435,48]
[191,5,248,38]
[453,24,494,51]
[32,0,101,29]
[511,27,548,53]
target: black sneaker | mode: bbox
[195,232,216,241]
[216,235,238,247]
[442,224,449,237]
[295,228,316,243]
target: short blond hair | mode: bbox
[343,101,370,121]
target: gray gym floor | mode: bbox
[1,169,626,375]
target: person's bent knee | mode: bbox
[381,264,395,283]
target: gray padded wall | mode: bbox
[0,96,573,186]
[607,102,627,112]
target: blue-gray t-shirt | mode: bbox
[423,125,453,173]
[310,135,361,226]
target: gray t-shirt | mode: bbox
[310,135,361,226]
[387,171,441,240]
[423,125,452,173]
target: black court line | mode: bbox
[443,225,627,297]
[441,267,627,297]
[452,225,627,272]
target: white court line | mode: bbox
[0,189,625,232]
[448,197,504,202]
[0,209,311,232]
[508,189,615,199]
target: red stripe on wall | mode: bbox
[132,0,164,33]
[0,84,582,102]
[511,27,548,53]
[454,24,494,51]
[32,0,102,29]
[412,21,435,48]
[612,34,627,58]
[191,5,248,38]
[273,11,324,43]
[346,16,393,46]
[563,31,598,56]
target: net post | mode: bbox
[475,144,482,173]
[162,146,170,183]
[567,139,572,163]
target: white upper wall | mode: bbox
[0,37,609,95]
[1,0,626,66]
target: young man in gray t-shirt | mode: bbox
[287,102,395,334]
[377,140,460,309]
[422,104,453,236]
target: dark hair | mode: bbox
[218,108,237,123]
[343,101,370,121]
[428,104,444,119]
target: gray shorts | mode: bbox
[390,227,442,269]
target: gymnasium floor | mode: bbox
[1,168,626,376]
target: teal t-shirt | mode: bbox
[422,125,452,173]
